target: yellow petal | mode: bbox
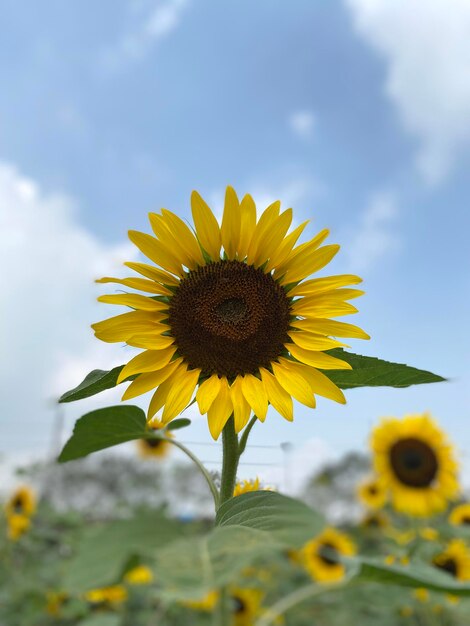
[149,212,194,269]
[126,332,175,349]
[246,200,281,265]
[290,317,369,339]
[271,361,315,408]
[162,366,200,423]
[92,311,166,342]
[97,294,168,312]
[287,343,352,370]
[288,331,347,351]
[274,228,329,277]
[265,220,309,272]
[230,377,252,432]
[122,358,184,400]
[260,368,293,421]
[124,261,180,286]
[161,209,205,267]
[191,190,221,260]
[196,375,222,414]
[287,274,363,297]
[207,377,233,440]
[117,347,176,383]
[128,230,183,276]
[221,186,241,260]
[240,374,268,421]
[147,366,186,420]
[96,276,172,295]
[280,244,340,285]
[237,194,257,259]
[252,209,293,268]
[291,299,358,317]
[285,359,346,404]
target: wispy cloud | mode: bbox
[101,0,189,71]
[288,109,316,140]
[345,191,399,273]
[346,0,470,185]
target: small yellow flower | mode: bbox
[5,486,36,518]
[446,594,460,605]
[230,588,264,626]
[7,513,31,541]
[93,187,368,439]
[413,588,429,603]
[419,527,439,541]
[399,606,414,617]
[370,414,459,517]
[449,503,470,526]
[432,604,443,614]
[137,419,173,459]
[233,478,273,497]
[357,476,387,509]
[301,527,356,583]
[384,555,396,566]
[183,590,219,612]
[124,565,153,585]
[361,511,389,530]
[84,585,128,605]
[433,540,470,581]
[45,591,68,617]
[387,528,416,546]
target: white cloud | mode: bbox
[101,0,189,70]
[288,110,316,140]
[0,163,135,452]
[346,0,470,184]
[345,191,399,272]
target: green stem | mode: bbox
[238,415,257,456]
[219,416,240,506]
[163,437,219,508]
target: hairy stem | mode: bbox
[219,416,239,506]
[238,415,257,456]
[163,437,219,508]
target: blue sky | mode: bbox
[1,0,469,489]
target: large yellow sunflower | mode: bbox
[432,540,470,581]
[93,187,368,438]
[300,527,356,583]
[370,414,459,517]
[230,587,264,626]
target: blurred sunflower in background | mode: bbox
[361,511,389,530]
[230,587,264,626]
[5,485,36,518]
[449,503,470,526]
[301,527,356,583]
[137,419,172,459]
[357,476,387,509]
[93,187,368,438]
[370,414,459,516]
[124,564,154,585]
[84,585,128,606]
[183,590,219,612]
[432,540,470,581]
[234,478,272,497]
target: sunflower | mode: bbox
[361,511,389,530]
[5,485,36,518]
[233,478,272,497]
[370,414,459,517]
[449,503,470,526]
[230,588,264,626]
[93,187,368,439]
[137,419,172,459]
[84,585,128,605]
[301,527,356,583]
[357,476,387,509]
[6,513,31,541]
[183,590,219,612]
[124,564,153,585]
[432,539,470,581]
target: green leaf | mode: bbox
[353,557,470,596]
[58,405,147,462]
[216,491,324,548]
[62,514,181,593]
[58,366,128,403]
[152,525,282,601]
[324,349,445,389]
[166,417,191,431]
[79,616,121,626]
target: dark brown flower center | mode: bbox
[168,260,291,378]
[318,542,339,566]
[368,485,378,495]
[389,438,438,488]
[232,596,246,614]
[462,516,470,525]
[12,495,24,512]
[433,557,458,578]
[144,437,163,449]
